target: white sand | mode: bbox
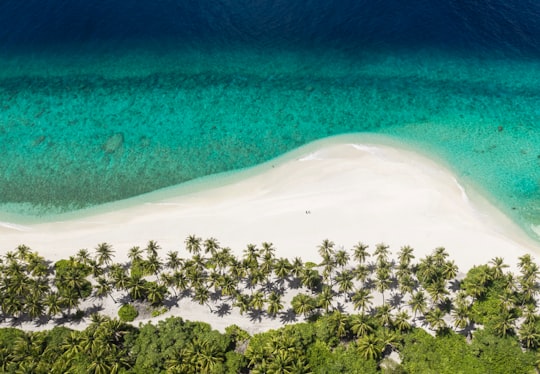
[1,134,538,268]
[1,134,539,332]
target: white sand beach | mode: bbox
[1,134,539,333]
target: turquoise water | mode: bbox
[1,44,539,239]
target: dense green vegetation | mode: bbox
[1,237,540,372]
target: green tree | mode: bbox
[409,290,428,321]
[352,288,373,314]
[185,235,202,255]
[291,294,316,318]
[352,242,370,264]
[95,242,115,266]
[357,334,383,361]
[267,292,284,317]
[351,313,374,337]
[425,308,447,334]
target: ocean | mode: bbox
[0,1,539,239]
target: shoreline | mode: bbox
[2,133,540,334]
[1,133,539,270]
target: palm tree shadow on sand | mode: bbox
[248,309,265,322]
[214,302,232,317]
[279,308,298,324]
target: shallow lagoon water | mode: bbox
[0,2,539,240]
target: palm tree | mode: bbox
[290,257,304,278]
[267,350,297,374]
[489,257,509,280]
[76,249,92,265]
[127,275,146,301]
[433,247,449,265]
[397,245,415,268]
[334,249,350,269]
[352,288,373,314]
[145,240,161,258]
[517,254,533,272]
[145,253,163,277]
[374,243,390,267]
[442,260,459,282]
[211,249,232,275]
[353,264,370,285]
[424,308,447,334]
[146,282,168,306]
[243,244,260,269]
[203,237,220,256]
[352,242,370,264]
[426,280,449,307]
[24,294,45,319]
[274,258,291,282]
[60,289,80,317]
[375,304,394,328]
[229,258,247,282]
[379,328,401,355]
[87,348,113,374]
[88,258,105,278]
[218,275,237,298]
[57,265,88,299]
[94,276,115,302]
[329,311,350,339]
[111,268,130,292]
[493,310,516,338]
[291,293,315,317]
[185,235,202,255]
[451,304,470,331]
[357,334,382,361]
[250,291,266,312]
[351,313,374,337]
[300,268,321,291]
[95,243,115,266]
[46,292,62,317]
[193,285,210,308]
[261,242,275,258]
[317,286,335,313]
[260,253,275,283]
[16,245,31,261]
[522,304,537,325]
[61,331,84,361]
[394,310,412,332]
[165,251,182,271]
[172,271,189,295]
[335,270,355,297]
[409,291,428,321]
[397,272,416,296]
[519,275,539,306]
[234,293,251,315]
[247,269,265,293]
[519,322,540,349]
[375,267,392,304]
[26,252,49,278]
[128,246,143,264]
[267,292,284,317]
[462,266,491,301]
[499,289,516,311]
[318,239,335,262]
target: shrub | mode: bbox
[118,304,139,322]
[54,259,91,277]
[151,307,168,317]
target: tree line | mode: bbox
[1,236,540,372]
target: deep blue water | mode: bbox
[2,1,540,54]
[0,1,539,240]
